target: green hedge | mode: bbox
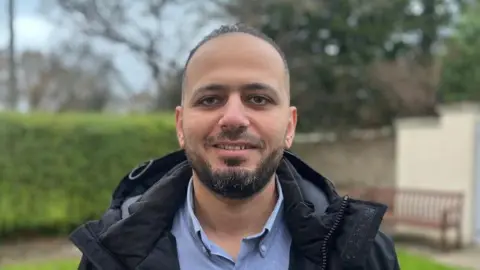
[0,113,179,237]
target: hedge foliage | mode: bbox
[0,113,179,237]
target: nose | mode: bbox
[218,94,250,129]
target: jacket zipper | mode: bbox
[320,195,349,270]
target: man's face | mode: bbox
[176,33,297,199]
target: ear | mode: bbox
[175,106,185,148]
[284,106,297,149]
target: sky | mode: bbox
[0,0,53,52]
[0,0,227,92]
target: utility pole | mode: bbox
[7,0,17,110]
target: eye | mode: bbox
[199,96,221,106]
[248,95,269,105]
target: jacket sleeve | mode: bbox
[365,231,400,270]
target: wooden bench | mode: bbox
[349,187,464,251]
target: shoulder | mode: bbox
[110,151,189,209]
[330,197,399,269]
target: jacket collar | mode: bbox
[109,150,338,210]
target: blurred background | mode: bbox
[1,0,480,269]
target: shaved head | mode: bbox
[181,24,290,104]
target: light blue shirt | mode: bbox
[171,177,292,270]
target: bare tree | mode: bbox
[8,45,119,112]
[51,45,113,112]
[42,0,212,110]
[49,43,121,112]
[17,51,52,109]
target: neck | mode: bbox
[192,174,278,238]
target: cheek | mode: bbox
[183,111,220,135]
[182,118,210,144]
[264,120,288,139]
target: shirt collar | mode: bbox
[185,177,204,234]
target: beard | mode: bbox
[184,140,284,200]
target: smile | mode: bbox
[213,143,256,150]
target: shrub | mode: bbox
[0,113,178,237]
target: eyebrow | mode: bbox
[191,82,280,100]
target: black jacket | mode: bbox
[70,150,400,270]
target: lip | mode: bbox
[212,141,258,149]
[209,142,258,158]
[212,148,255,159]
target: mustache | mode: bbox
[205,127,264,148]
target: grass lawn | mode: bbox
[1,258,79,270]
[397,250,468,270]
[0,250,469,269]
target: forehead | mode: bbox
[183,33,287,95]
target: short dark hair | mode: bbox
[181,23,289,103]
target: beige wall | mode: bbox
[292,129,395,189]
[395,103,480,245]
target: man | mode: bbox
[70,24,400,270]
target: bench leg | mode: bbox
[441,213,448,252]
[456,224,462,249]
[441,227,447,251]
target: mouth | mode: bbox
[209,142,260,162]
[212,142,258,151]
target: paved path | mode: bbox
[0,238,80,266]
